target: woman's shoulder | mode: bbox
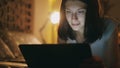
[100,16,118,40]
[101,16,118,34]
[102,16,119,26]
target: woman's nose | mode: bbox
[72,13,78,20]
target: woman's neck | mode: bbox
[75,31,85,43]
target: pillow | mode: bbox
[0,38,15,60]
[0,29,41,61]
[0,29,22,59]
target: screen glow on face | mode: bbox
[65,0,87,32]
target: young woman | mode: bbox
[58,0,119,68]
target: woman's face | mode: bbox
[65,0,87,32]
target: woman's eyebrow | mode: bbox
[78,8,86,10]
[65,8,70,10]
[64,8,86,11]
[64,8,71,11]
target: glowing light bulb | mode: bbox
[50,11,60,24]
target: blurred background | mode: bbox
[0,0,62,44]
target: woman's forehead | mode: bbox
[65,0,87,9]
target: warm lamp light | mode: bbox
[50,11,60,24]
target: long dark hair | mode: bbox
[58,0,105,43]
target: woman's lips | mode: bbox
[72,23,80,26]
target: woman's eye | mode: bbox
[77,9,86,14]
[65,10,71,14]
[78,11,85,14]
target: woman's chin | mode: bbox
[72,28,79,31]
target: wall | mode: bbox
[0,0,33,32]
[33,0,49,43]
[108,0,120,21]
[33,0,61,44]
